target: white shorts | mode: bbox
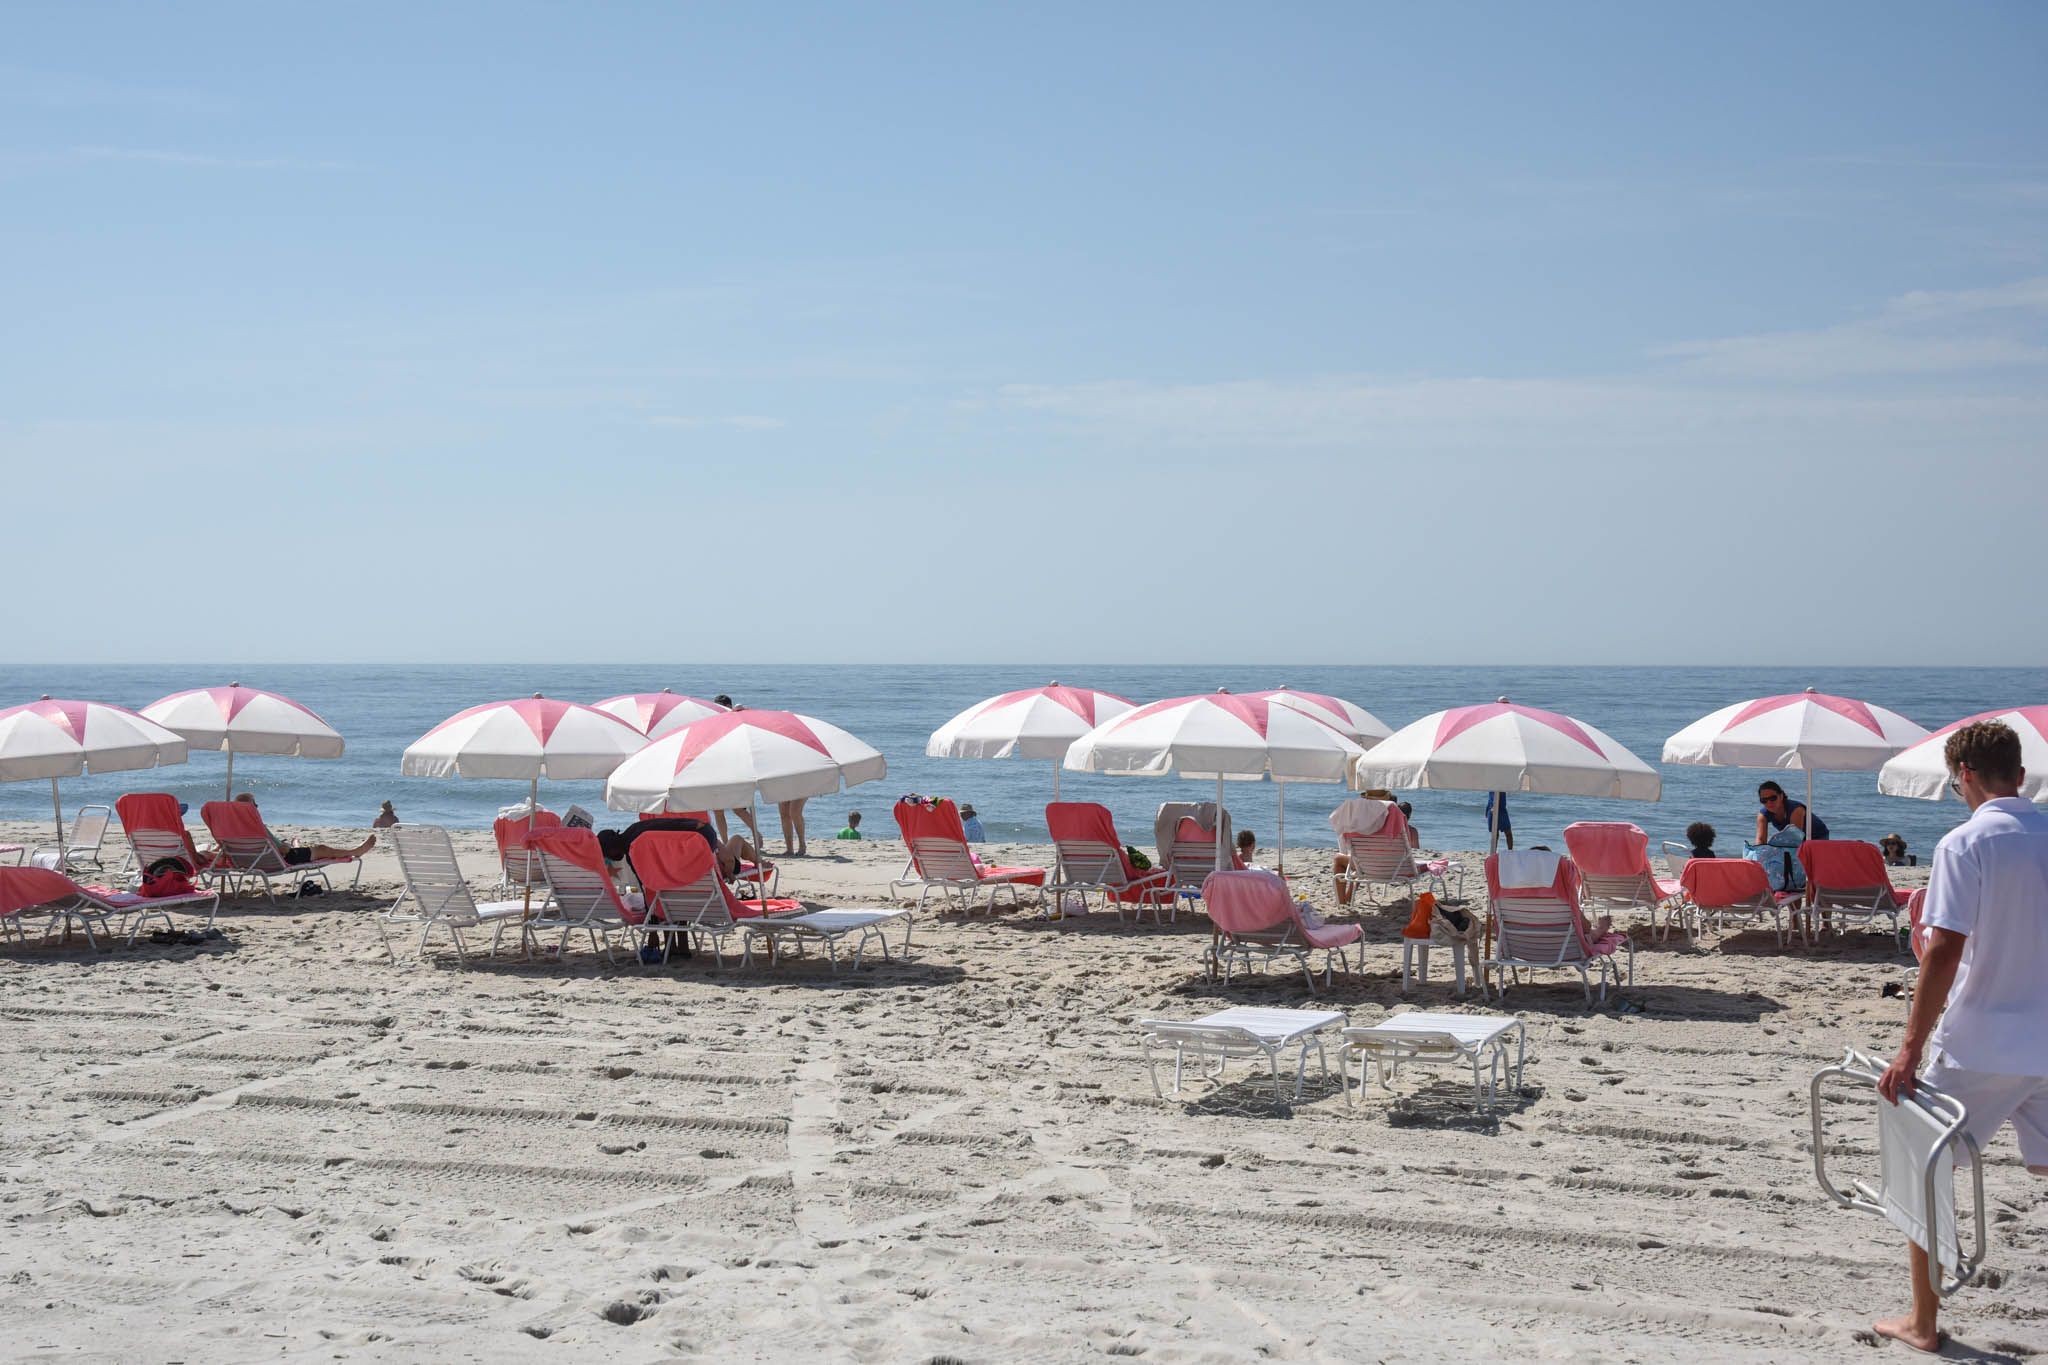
[1921,1054,2048,1168]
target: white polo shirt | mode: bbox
[1924,796,2048,1077]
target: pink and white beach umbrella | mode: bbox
[1242,687,1393,748]
[605,709,887,814]
[1351,699,1661,851]
[591,690,730,741]
[0,696,188,850]
[141,682,345,799]
[927,683,1137,798]
[1063,690,1366,871]
[402,694,647,815]
[1664,688,1928,838]
[1878,706,2048,804]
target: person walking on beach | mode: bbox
[1485,792,1513,851]
[1874,720,2048,1352]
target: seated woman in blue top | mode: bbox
[1755,780,1829,844]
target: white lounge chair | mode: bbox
[629,831,803,968]
[1342,1012,1526,1112]
[0,865,218,949]
[32,805,112,874]
[742,908,914,972]
[199,799,365,904]
[891,798,1046,915]
[1044,802,1176,924]
[1564,821,1687,940]
[526,828,642,966]
[1138,1006,1347,1104]
[1336,830,1461,907]
[380,825,534,966]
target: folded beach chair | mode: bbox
[1798,840,1913,946]
[1044,802,1176,924]
[1563,821,1687,939]
[32,804,113,874]
[629,830,802,967]
[1482,851,1633,1003]
[891,798,1046,914]
[115,793,218,885]
[1334,804,1461,908]
[524,827,643,966]
[1202,869,1362,992]
[492,809,562,898]
[380,824,534,967]
[0,865,218,949]
[199,800,366,904]
[1678,857,1804,948]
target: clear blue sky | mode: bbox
[5,3,2044,664]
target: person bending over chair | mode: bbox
[597,816,769,883]
[1755,780,1829,844]
[224,792,376,865]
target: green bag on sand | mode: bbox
[1126,846,1152,870]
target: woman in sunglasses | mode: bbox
[1754,779,1829,844]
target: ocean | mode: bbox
[3,665,2040,862]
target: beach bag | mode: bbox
[1742,841,1804,893]
[139,857,197,899]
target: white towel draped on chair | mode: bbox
[1497,849,1561,889]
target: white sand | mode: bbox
[2,820,2043,1363]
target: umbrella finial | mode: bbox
[1048,680,1058,687]
[39,694,50,700]
[1215,687,1231,694]
[1497,696,1510,704]
[229,680,240,688]
[1805,686,1817,693]
[660,687,672,693]
[532,692,545,699]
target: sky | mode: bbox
[3,2,2045,665]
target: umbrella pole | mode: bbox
[51,777,66,860]
[522,777,537,916]
[1276,781,1286,877]
[225,747,235,801]
[1052,759,1060,802]
[1216,774,1226,865]
[1488,792,1501,856]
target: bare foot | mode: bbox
[1872,1316,1941,1353]
[350,835,377,858]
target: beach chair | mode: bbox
[1342,1012,1527,1113]
[1137,1006,1347,1104]
[741,908,915,973]
[1043,802,1176,924]
[1679,857,1803,948]
[1563,821,1687,940]
[629,831,803,967]
[31,805,113,874]
[1335,804,1461,907]
[114,793,218,885]
[890,798,1046,914]
[1162,815,1246,916]
[199,800,365,904]
[1201,869,1362,992]
[524,827,642,966]
[1481,851,1633,1003]
[637,805,778,897]
[492,809,561,899]
[1799,840,1913,946]
[0,865,218,949]
[380,825,534,967]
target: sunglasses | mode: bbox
[1759,793,1782,804]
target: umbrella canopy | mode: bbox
[1878,705,2048,804]
[927,682,1137,801]
[1242,687,1393,748]
[591,690,730,741]
[0,696,188,850]
[401,695,646,781]
[1352,700,1662,801]
[1063,691,1366,873]
[141,682,344,799]
[1663,688,1928,772]
[605,709,887,813]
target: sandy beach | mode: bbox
[2,820,2042,1363]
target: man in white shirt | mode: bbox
[1876,720,2048,1351]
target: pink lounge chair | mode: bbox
[115,793,220,885]
[1482,852,1633,1003]
[892,798,1046,914]
[1044,802,1176,925]
[636,805,777,897]
[523,827,644,965]
[1201,869,1362,992]
[199,800,366,904]
[493,809,562,898]
[1563,821,1687,940]
[1164,815,1247,914]
[1678,857,1804,948]
[1798,840,1913,946]
[629,830,803,967]
[0,865,219,949]
[1334,804,1460,908]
